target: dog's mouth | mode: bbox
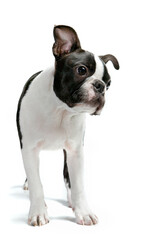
[90,95,105,115]
[69,88,105,115]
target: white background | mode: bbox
[0,0,160,239]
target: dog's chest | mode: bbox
[20,66,85,151]
[41,109,84,151]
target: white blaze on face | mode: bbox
[93,55,105,80]
[72,54,106,114]
[82,55,106,100]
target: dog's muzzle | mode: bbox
[92,80,105,95]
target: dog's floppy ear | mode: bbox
[53,25,81,60]
[99,54,120,70]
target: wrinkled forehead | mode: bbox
[66,50,96,69]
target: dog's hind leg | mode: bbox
[63,149,72,208]
[23,178,28,190]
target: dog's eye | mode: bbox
[77,66,87,76]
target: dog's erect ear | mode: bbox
[99,54,120,70]
[53,25,81,60]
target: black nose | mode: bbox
[93,81,105,93]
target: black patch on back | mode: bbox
[16,71,42,149]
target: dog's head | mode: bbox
[52,25,119,115]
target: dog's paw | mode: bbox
[28,203,49,226]
[28,215,49,226]
[74,207,98,225]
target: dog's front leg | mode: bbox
[67,146,98,225]
[22,147,49,226]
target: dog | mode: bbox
[16,25,119,226]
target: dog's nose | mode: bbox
[93,81,105,94]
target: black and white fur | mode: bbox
[16,25,119,226]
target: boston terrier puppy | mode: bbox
[16,25,119,226]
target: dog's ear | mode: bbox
[99,54,120,70]
[53,25,81,60]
